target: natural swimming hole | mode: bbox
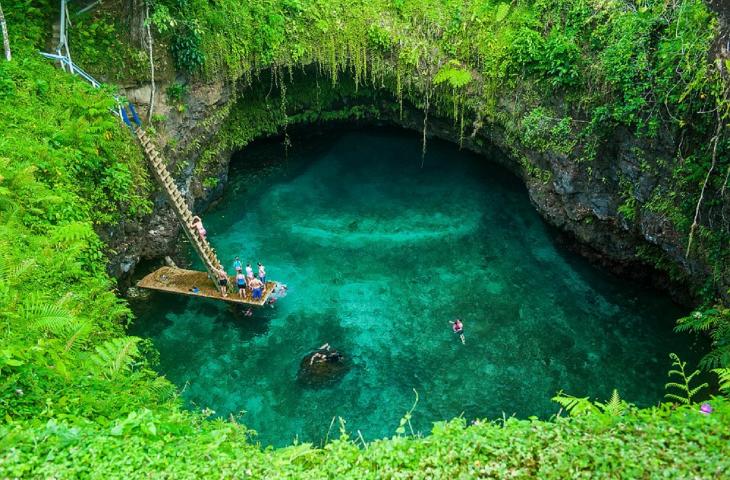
[129,128,703,447]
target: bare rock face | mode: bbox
[106,63,725,302]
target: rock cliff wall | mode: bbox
[108,63,726,305]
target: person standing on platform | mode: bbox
[245,263,254,284]
[258,262,266,284]
[233,256,243,274]
[236,271,247,299]
[217,268,229,297]
[249,275,264,300]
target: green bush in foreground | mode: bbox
[2,398,728,478]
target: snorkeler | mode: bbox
[308,344,343,365]
[450,319,465,345]
[309,351,328,365]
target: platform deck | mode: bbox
[137,266,275,306]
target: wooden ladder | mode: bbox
[135,129,223,286]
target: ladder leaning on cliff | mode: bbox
[121,109,275,305]
[119,104,276,305]
[120,105,224,288]
[39,20,276,305]
[35,64,273,303]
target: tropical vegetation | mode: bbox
[0,0,728,476]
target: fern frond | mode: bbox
[552,392,599,417]
[713,368,730,394]
[89,337,141,379]
[699,348,725,369]
[24,301,75,333]
[601,389,624,417]
[63,319,93,354]
[148,377,178,402]
[688,383,709,399]
[664,353,707,404]
[664,393,690,405]
[700,346,730,370]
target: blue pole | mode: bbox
[120,106,132,128]
[129,103,142,127]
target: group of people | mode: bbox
[187,217,266,300]
[217,257,266,300]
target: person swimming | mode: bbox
[450,319,465,344]
[308,343,343,365]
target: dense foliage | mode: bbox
[2,400,729,478]
[1,0,729,477]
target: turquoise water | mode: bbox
[130,128,702,447]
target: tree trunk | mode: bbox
[0,2,11,61]
[145,1,155,122]
[127,0,147,50]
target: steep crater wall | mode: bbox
[110,68,723,305]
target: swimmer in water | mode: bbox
[309,343,342,365]
[450,319,465,344]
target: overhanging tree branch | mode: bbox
[686,108,723,258]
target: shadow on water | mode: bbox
[214,305,273,339]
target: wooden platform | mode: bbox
[137,266,276,306]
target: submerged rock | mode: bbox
[126,286,151,300]
[297,348,348,387]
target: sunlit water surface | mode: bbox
[130,128,701,447]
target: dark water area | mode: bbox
[129,128,704,447]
